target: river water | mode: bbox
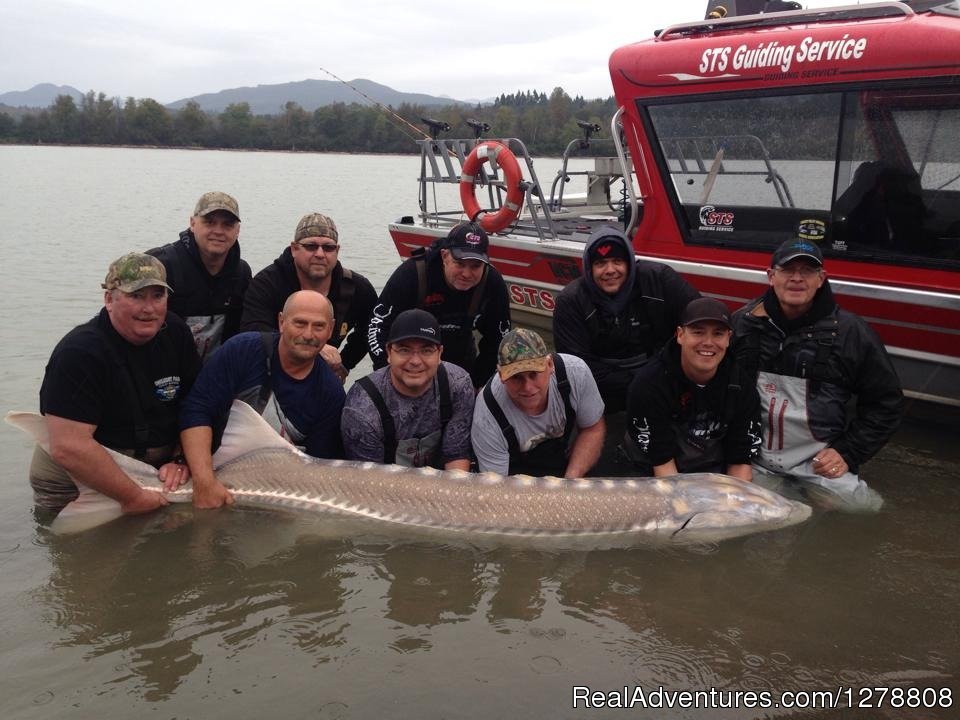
[0,146,957,719]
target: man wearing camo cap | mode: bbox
[30,252,200,516]
[471,328,605,478]
[240,212,377,382]
[148,191,252,363]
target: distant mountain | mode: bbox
[0,83,84,108]
[166,78,471,115]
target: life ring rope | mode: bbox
[459,141,525,234]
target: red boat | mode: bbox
[389,1,960,407]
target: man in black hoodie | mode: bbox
[239,212,377,382]
[731,238,903,510]
[553,227,699,413]
[148,191,251,363]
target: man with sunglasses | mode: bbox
[148,191,251,363]
[731,238,903,510]
[240,213,377,382]
[342,309,475,469]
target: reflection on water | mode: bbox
[1,147,958,719]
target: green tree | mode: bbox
[48,95,81,143]
[219,102,254,148]
[172,100,211,146]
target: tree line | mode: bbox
[0,88,619,156]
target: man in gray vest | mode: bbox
[342,309,475,469]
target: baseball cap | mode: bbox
[771,238,823,267]
[497,328,549,381]
[679,297,731,329]
[102,253,173,293]
[387,309,442,345]
[193,191,240,221]
[445,222,489,264]
[295,212,339,243]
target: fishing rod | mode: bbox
[317,67,431,142]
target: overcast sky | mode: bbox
[2,0,882,103]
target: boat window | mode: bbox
[648,94,840,252]
[645,87,960,269]
[832,89,960,266]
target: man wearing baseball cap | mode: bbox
[471,328,605,477]
[30,252,200,516]
[148,191,251,362]
[623,297,761,480]
[368,222,511,389]
[240,212,377,382]
[731,238,903,510]
[553,227,699,413]
[343,309,475,469]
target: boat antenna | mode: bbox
[465,118,491,139]
[317,67,430,141]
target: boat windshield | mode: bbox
[645,85,960,269]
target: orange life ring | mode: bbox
[459,141,525,234]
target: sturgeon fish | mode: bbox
[6,401,811,542]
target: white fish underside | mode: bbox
[6,401,811,541]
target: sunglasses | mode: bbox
[296,241,339,254]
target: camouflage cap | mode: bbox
[193,191,240,221]
[294,212,339,243]
[497,328,549,381]
[102,252,173,293]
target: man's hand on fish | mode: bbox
[812,448,848,478]
[191,477,235,509]
[158,461,191,492]
[120,486,169,515]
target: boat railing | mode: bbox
[660,133,795,207]
[416,112,639,244]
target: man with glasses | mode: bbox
[342,309,475,469]
[240,213,377,382]
[368,222,511,389]
[148,191,251,363]
[732,238,903,510]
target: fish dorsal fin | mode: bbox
[212,399,295,467]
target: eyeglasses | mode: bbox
[389,344,439,359]
[296,241,339,254]
[773,265,821,278]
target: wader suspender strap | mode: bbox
[436,363,452,439]
[332,268,355,338]
[415,256,428,307]
[357,365,453,465]
[258,332,274,410]
[811,317,839,381]
[481,353,574,455]
[357,376,398,464]
[482,381,520,456]
[553,354,576,446]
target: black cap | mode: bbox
[445,222,489,264]
[771,238,823,268]
[680,297,732,329]
[588,237,631,265]
[387,309,442,345]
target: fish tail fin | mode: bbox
[5,410,161,534]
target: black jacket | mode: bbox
[625,341,761,473]
[553,228,699,410]
[148,230,251,349]
[239,248,377,370]
[731,283,904,471]
[368,248,511,387]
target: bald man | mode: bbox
[178,290,346,507]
